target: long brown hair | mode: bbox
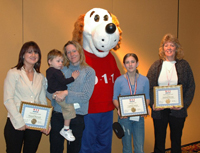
[14,41,41,73]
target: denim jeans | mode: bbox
[119,117,144,153]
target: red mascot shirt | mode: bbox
[84,50,121,113]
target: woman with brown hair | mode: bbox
[4,41,50,153]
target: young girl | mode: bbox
[113,53,150,153]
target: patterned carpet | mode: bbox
[165,141,200,153]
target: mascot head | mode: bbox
[72,8,122,58]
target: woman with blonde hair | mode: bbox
[47,40,95,153]
[147,33,195,153]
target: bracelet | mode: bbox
[53,94,57,99]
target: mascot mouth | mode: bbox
[96,47,104,52]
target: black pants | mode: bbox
[153,109,185,153]
[4,118,42,153]
[49,111,85,153]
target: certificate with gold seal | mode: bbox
[153,85,183,108]
[118,94,148,117]
[20,102,53,130]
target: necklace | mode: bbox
[166,64,175,85]
[166,63,175,73]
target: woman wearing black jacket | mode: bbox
[147,33,195,153]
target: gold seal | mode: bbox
[166,99,170,104]
[31,119,37,124]
[131,107,136,112]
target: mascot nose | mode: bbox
[105,23,116,34]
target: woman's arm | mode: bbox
[39,76,48,105]
[66,68,95,104]
[113,99,121,116]
[4,69,25,129]
[54,90,68,102]
[183,61,195,108]
[147,62,158,108]
[51,68,95,104]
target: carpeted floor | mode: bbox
[165,141,200,153]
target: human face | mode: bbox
[23,46,39,66]
[65,44,80,66]
[124,56,139,73]
[163,42,176,61]
[49,56,63,70]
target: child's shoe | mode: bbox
[60,128,75,141]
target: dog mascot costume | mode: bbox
[72,8,122,153]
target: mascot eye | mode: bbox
[104,15,108,21]
[94,15,100,22]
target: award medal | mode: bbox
[131,107,136,112]
[31,118,37,124]
[166,99,170,104]
[126,73,137,113]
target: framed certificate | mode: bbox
[20,102,53,130]
[118,94,148,117]
[154,85,183,108]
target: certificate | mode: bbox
[118,94,148,117]
[20,102,53,130]
[153,85,183,108]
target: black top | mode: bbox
[46,67,74,93]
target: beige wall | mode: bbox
[0,0,199,152]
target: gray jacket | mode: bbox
[47,64,95,115]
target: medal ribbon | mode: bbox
[166,64,175,86]
[126,73,137,95]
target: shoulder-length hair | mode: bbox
[123,53,139,73]
[63,40,88,68]
[159,33,184,60]
[14,41,41,73]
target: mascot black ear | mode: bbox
[112,122,124,139]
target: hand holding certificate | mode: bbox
[153,85,183,109]
[118,94,148,117]
[20,102,53,131]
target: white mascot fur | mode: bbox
[72,8,122,153]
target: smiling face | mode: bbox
[49,56,63,70]
[124,56,139,73]
[65,44,80,66]
[23,46,39,66]
[163,41,176,61]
